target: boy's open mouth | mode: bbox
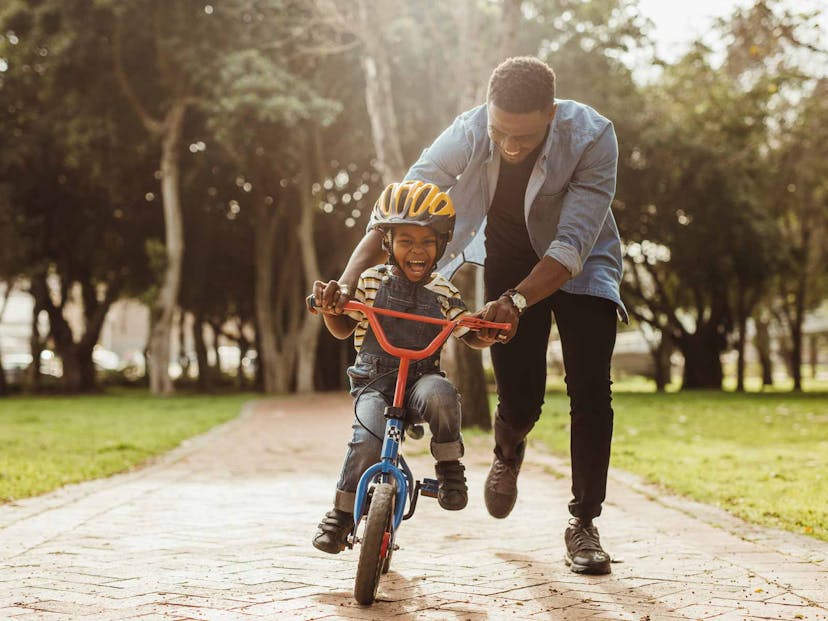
[406,259,429,277]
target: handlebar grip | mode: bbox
[306,295,318,312]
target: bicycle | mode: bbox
[307,295,509,605]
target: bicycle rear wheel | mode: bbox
[354,482,395,604]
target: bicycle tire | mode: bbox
[353,483,395,604]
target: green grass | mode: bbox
[528,387,828,542]
[0,390,252,502]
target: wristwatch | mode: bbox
[502,288,527,316]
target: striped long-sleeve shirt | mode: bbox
[346,266,470,352]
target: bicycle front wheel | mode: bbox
[354,482,395,604]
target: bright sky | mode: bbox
[639,0,826,62]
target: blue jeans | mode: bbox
[333,373,464,513]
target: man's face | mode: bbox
[391,224,438,282]
[487,103,556,165]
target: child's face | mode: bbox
[391,224,438,282]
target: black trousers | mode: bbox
[485,263,618,521]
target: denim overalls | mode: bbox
[333,267,465,513]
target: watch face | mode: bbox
[511,292,527,311]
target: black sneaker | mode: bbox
[435,460,468,511]
[312,508,353,554]
[483,444,525,519]
[564,518,611,574]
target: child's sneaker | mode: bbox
[435,460,468,510]
[312,508,353,554]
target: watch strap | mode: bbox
[502,288,526,315]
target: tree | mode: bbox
[618,43,783,389]
[0,1,157,392]
[770,78,828,390]
[723,0,827,391]
[108,1,205,394]
[199,2,361,393]
[177,133,255,391]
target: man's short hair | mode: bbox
[487,56,556,114]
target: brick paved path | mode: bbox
[1,394,826,620]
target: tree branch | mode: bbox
[112,20,164,135]
[638,260,687,337]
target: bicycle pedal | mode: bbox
[420,477,439,498]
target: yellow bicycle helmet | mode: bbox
[368,181,456,262]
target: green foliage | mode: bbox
[0,0,825,394]
[0,390,251,501]
[530,389,828,541]
[612,2,827,387]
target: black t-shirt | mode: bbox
[484,139,545,275]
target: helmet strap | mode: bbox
[382,231,398,268]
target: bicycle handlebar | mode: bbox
[306,295,511,361]
[307,295,510,330]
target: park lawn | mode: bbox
[0,390,253,502]
[529,389,828,542]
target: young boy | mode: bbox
[311,180,497,554]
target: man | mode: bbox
[324,56,626,575]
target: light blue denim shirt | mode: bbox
[403,101,628,322]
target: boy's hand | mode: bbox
[312,279,351,315]
[475,298,519,343]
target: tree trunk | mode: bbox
[809,335,818,379]
[28,298,44,390]
[294,126,325,393]
[252,314,264,392]
[754,313,774,387]
[193,313,211,392]
[295,321,321,392]
[790,284,805,392]
[443,265,491,430]
[652,331,673,393]
[0,280,13,396]
[148,101,187,395]
[29,274,112,393]
[679,326,724,390]
[237,327,249,389]
[178,311,189,379]
[208,320,223,379]
[790,320,803,391]
[735,289,747,392]
[81,353,96,391]
[271,248,301,393]
[252,194,281,393]
[356,0,407,183]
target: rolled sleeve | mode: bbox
[545,240,583,277]
[546,122,618,276]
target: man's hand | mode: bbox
[311,280,352,315]
[475,296,520,344]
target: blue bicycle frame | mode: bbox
[352,407,410,530]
